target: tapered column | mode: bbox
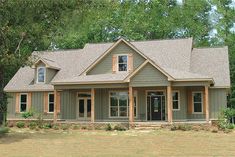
[53,90,58,124]
[205,86,209,122]
[167,85,173,123]
[129,86,134,127]
[91,88,95,123]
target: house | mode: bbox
[4,38,230,125]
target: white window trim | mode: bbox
[116,54,128,72]
[172,90,180,111]
[192,91,203,114]
[36,66,46,84]
[48,93,54,113]
[19,93,28,113]
[109,90,137,118]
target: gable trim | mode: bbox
[124,60,175,82]
[80,38,148,76]
[32,58,60,70]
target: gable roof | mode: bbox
[4,38,230,92]
[32,57,61,70]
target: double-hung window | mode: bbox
[20,93,27,112]
[110,91,137,117]
[48,93,54,113]
[117,55,128,72]
[172,91,180,110]
[37,67,45,83]
[192,92,203,113]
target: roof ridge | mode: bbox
[84,37,193,45]
[193,46,228,50]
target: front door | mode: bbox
[151,96,162,120]
[147,91,166,121]
[77,98,91,120]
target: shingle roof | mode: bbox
[4,38,230,92]
[191,47,230,87]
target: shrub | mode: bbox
[53,124,60,130]
[73,125,80,130]
[81,126,87,130]
[218,108,235,130]
[43,123,52,129]
[16,121,25,128]
[28,122,37,130]
[61,124,70,130]
[114,124,126,131]
[211,128,218,133]
[21,110,34,119]
[170,125,178,131]
[0,127,9,135]
[105,124,112,131]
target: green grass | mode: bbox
[0,128,235,157]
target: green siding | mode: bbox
[209,88,227,119]
[6,93,17,119]
[130,63,169,87]
[46,68,57,83]
[172,87,187,120]
[61,90,76,119]
[88,42,145,75]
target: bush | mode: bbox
[0,127,9,135]
[43,123,52,129]
[21,110,34,119]
[81,126,87,130]
[105,124,112,131]
[16,121,25,128]
[53,124,60,130]
[218,108,235,130]
[170,125,178,131]
[61,124,70,130]
[114,124,126,131]
[73,125,80,130]
[28,122,37,130]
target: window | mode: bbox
[20,94,27,112]
[172,91,180,110]
[109,91,137,117]
[37,67,45,83]
[118,55,128,71]
[192,92,203,113]
[48,93,54,113]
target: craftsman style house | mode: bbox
[4,38,230,124]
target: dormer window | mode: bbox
[118,55,128,72]
[37,67,45,83]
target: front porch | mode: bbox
[52,84,210,124]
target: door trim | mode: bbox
[145,90,166,121]
[76,92,91,120]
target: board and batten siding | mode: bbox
[88,42,145,75]
[209,88,227,119]
[60,90,76,119]
[130,63,169,87]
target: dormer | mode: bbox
[32,58,60,84]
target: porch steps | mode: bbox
[134,123,162,130]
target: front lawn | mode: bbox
[0,128,235,157]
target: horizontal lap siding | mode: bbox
[88,42,145,75]
[130,63,169,87]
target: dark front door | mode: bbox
[151,96,162,120]
[147,91,165,121]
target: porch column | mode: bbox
[91,88,95,123]
[167,85,173,123]
[205,85,209,122]
[53,90,58,124]
[129,86,134,127]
